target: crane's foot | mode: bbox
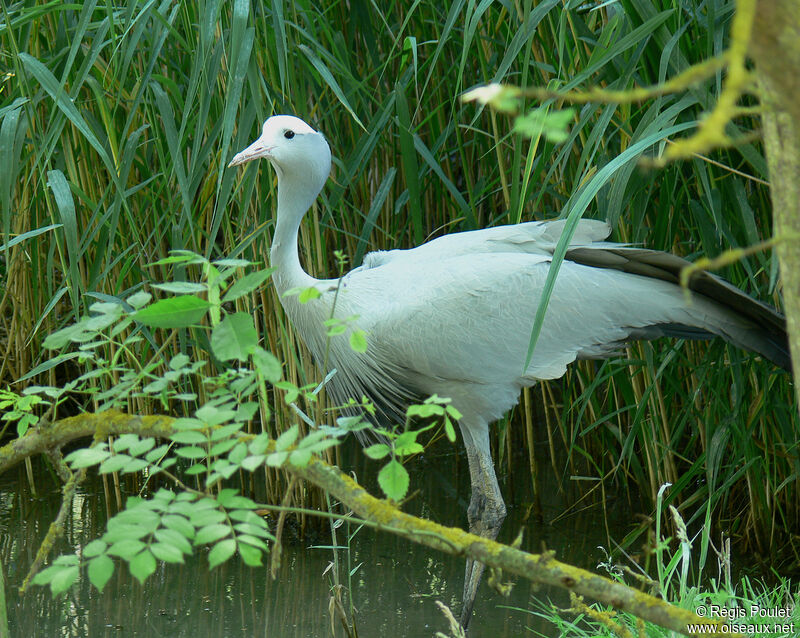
[457,421,506,631]
[459,488,506,630]
[460,558,485,628]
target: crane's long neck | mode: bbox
[270,170,320,297]
[269,165,335,365]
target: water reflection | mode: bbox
[1,438,630,637]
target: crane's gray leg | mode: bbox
[459,422,506,629]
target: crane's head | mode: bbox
[228,115,331,190]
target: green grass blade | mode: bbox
[47,170,82,317]
[523,120,697,372]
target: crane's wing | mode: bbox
[359,218,613,269]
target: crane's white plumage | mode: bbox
[230,115,788,628]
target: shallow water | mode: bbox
[1,437,632,637]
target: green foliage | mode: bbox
[378,460,410,503]
[514,107,576,144]
[32,488,275,593]
[363,396,461,500]
[0,389,44,437]
[23,254,274,411]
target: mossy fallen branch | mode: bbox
[1,410,741,637]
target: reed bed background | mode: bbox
[1,0,796,568]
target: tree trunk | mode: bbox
[750,0,800,406]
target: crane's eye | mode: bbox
[283,130,295,140]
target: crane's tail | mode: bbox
[566,246,791,371]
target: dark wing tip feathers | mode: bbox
[565,246,791,371]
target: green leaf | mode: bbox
[99,454,132,474]
[248,433,271,455]
[195,523,231,545]
[406,404,439,419]
[133,296,211,329]
[209,459,237,480]
[175,446,208,459]
[296,431,329,449]
[83,539,108,558]
[297,287,320,303]
[363,443,390,460]
[235,534,269,550]
[129,437,156,456]
[216,488,241,508]
[210,423,243,441]
[42,323,87,350]
[122,458,149,473]
[171,431,208,444]
[65,446,111,468]
[196,404,237,426]
[184,463,207,475]
[349,329,368,353]
[240,455,265,471]
[210,439,237,456]
[19,53,114,171]
[211,312,258,362]
[151,282,208,294]
[49,564,80,595]
[0,223,61,252]
[88,555,115,592]
[159,517,195,543]
[298,44,365,130]
[32,564,61,586]
[237,542,263,567]
[513,107,576,144]
[53,555,80,566]
[233,522,265,538]
[302,439,339,454]
[173,417,205,430]
[252,347,282,383]
[169,353,191,369]
[289,449,312,467]
[126,291,152,308]
[326,324,347,337]
[229,510,268,527]
[145,444,171,463]
[104,524,150,543]
[112,434,141,452]
[394,431,424,456]
[147,253,206,267]
[221,269,274,302]
[265,451,288,467]
[129,549,157,584]
[228,442,248,464]
[214,258,251,269]
[208,538,236,569]
[235,402,259,422]
[444,418,457,443]
[275,424,298,451]
[106,539,146,560]
[378,459,409,501]
[150,542,185,564]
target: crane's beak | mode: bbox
[228,138,274,167]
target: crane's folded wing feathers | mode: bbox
[360,218,613,269]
